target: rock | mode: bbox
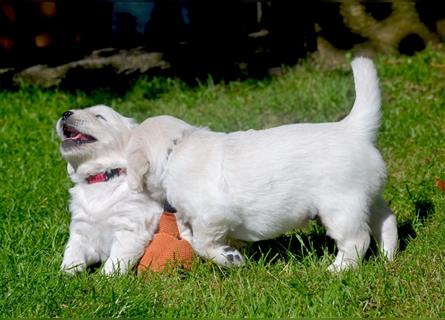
[13,48,170,88]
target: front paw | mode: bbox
[101,259,131,276]
[61,261,86,275]
[220,246,244,266]
[210,245,244,267]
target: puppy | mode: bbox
[126,58,398,271]
[56,105,163,275]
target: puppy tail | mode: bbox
[344,57,381,142]
[126,149,149,193]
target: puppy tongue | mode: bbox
[72,133,81,140]
[73,133,89,141]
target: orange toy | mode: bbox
[137,212,195,274]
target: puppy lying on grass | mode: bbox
[56,105,163,275]
[126,58,398,271]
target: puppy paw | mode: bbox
[217,246,244,267]
[102,258,132,275]
[61,262,85,275]
[327,259,357,272]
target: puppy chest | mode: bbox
[69,218,114,256]
[70,196,133,245]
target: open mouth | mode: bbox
[62,124,97,144]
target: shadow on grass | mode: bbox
[244,222,336,264]
[398,196,435,252]
[86,262,102,274]
[244,224,380,264]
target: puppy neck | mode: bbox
[69,157,127,184]
[86,168,126,184]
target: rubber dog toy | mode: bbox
[137,212,194,274]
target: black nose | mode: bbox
[61,111,73,121]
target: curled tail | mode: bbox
[344,57,381,142]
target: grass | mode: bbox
[1,45,444,317]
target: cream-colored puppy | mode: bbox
[56,105,163,275]
[126,58,398,271]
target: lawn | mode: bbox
[1,46,444,317]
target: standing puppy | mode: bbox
[56,105,163,275]
[126,58,398,271]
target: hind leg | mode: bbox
[319,201,371,272]
[369,195,398,261]
[327,230,370,272]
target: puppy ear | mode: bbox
[67,163,75,176]
[126,149,150,193]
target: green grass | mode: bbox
[1,46,444,317]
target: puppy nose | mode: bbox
[61,111,73,121]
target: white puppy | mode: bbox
[56,105,163,275]
[126,58,398,271]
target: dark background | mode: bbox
[1,0,444,81]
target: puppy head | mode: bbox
[56,105,136,170]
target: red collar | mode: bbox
[86,168,126,184]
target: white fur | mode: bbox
[126,58,398,271]
[56,105,163,275]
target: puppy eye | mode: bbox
[95,114,106,121]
